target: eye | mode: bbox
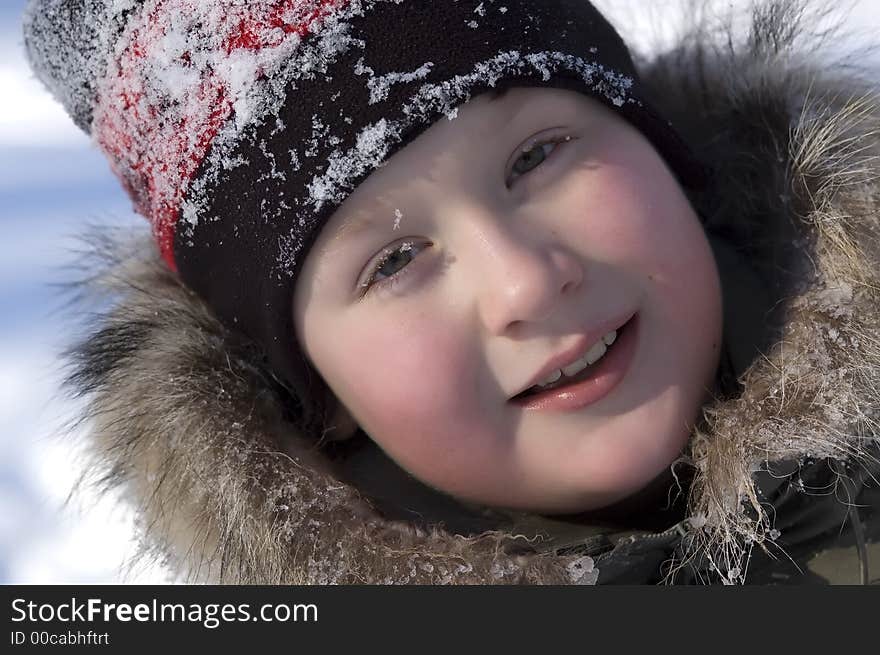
[358,240,428,298]
[508,135,571,186]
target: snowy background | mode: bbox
[2,0,880,584]
[1,0,169,584]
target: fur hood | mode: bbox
[63,0,880,584]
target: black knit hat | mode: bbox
[24,0,711,432]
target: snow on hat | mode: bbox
[24,0,711,430]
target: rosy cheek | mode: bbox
[338,316,481,442]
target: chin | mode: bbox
[544,439,687,515]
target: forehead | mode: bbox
[324,87,554,245]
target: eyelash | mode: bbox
[358,134,571,298]
[358,240,428,298]
[507,133,570,186]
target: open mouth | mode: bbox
[511,314,636,402]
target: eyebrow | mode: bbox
[328,87,513,247]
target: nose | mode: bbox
[475,220,584,336]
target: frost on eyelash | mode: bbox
[359,239,416,292]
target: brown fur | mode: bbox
[61,0,880,584]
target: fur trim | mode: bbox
[61,0,880,584]
[62,226,594,584]
[643,0,880,582]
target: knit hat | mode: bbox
[24,0,712,432]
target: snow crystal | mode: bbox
[354,58,435,105]
[306,118,397,209]
[475,3,487,18]
[258,139,286,183]
[304,114,341,157]
[271,117,287,137]
[393,208,403,230]
[566,556,598,585]
[467,20,480,29]
[688,514,708,529]
[288,149,302,172]
[489,560,520,580]
[802,281,854,319]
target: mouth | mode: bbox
[509,312,639,411]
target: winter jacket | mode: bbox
[64,1,880,584]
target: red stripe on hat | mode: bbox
[93,0,350,273]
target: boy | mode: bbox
[24,0,880,583]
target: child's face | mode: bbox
[293,86,722,514]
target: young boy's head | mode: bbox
[294,85,722,513]
[25,0,720,514]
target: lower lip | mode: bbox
[510,313,640,412]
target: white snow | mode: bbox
[354,58,434,104]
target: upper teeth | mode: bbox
[535,330,617,388]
